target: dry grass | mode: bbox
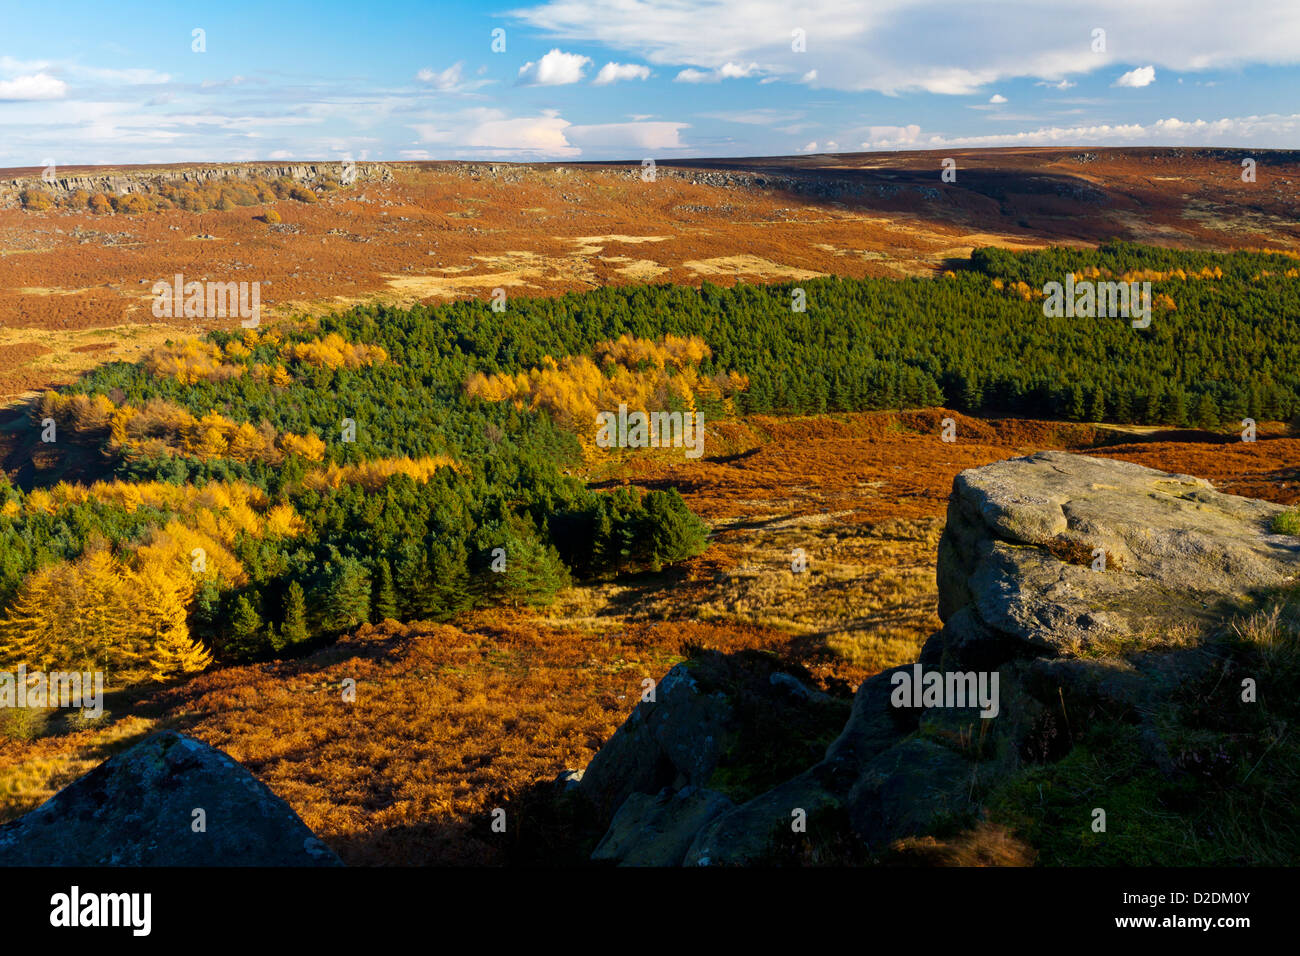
[0,715,157,819]
[888,822,1038,866]
[3,409,1299,864]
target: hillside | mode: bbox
[0,148,1296,400]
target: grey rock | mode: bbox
[593,786,734,866]
[581,452,1296,864]
[0,731,341,866]
[847,737,976,849]
[939,451,1296,654]
[554,769,584,792]
[577,662,733,823]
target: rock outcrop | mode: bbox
[937,450,1296,661]
[0,162,392,206]
[0,731,341,866]
[576,451,1298,864]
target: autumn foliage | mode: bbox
[466,334,747,451]
[37,390,325,465]
[0,547,211,683]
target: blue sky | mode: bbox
[2,0,1298,166]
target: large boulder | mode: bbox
[577,660,735,824]
[0,731,342,866]
[592,786,734,866]
[580,452,1299,865]
[937,450,1296,659]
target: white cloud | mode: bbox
[800,141,819,152]
[407,106,688,159]
[858,124,923,149]
[592,62,651,85]
[699,108,804,125]
[412,107,579,156]
[1115,65,1157,88]
[567,121,688,150]
[1036,79,1076,90]
[674,68,712,83]
[513,0,1300,93]
[989,93,1007,103]
[719,61,759,79]
[417,63,464,90]
[517,49,592,86]
[851,112,1300,149]
[0,73,67,101]
[675,61,760,83]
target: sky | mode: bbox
[1,0,1299,167]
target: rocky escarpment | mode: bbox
[0,731,341,866]
[0,162,392,206]
[571,451,1298,865]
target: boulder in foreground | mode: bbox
[0,730,341,866]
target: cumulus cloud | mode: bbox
[0,73,67,101]
[675,61,760,83]
[1115,65,1157,87]
[517,49,592,86]
[989,93,1007,103]
[592,62,651,85]
[407,106,689,158]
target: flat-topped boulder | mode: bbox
[0,730,341,866]
[938,450,1297,656]
[575,451,1299,864]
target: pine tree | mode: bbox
[1067,385,1088,422]
[226,594,265,659]
[640,489,710,571]
[1192,392,1221,430]
[1089,387,1107,423]
[473,515,570,608]
[1167,388,1189,426]
[1111,389,1132,423]
[321,557,370,633]
[280,580,309,646]
[372,558,398,622]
